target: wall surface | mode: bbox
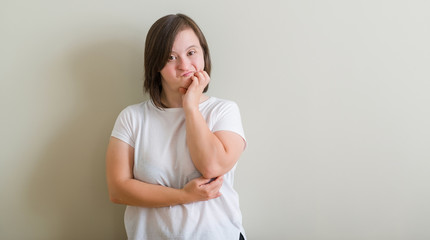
[1,0,429,239]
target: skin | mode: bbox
[159,28,208,108]
[106,28,245,208]
[106,137,223,207]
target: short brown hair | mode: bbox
[143,13,211,109]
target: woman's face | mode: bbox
[160,28,205,97]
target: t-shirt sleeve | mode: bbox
[211,101,247,148]
[111,107,136,148]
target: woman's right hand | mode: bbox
[182,176,223,202]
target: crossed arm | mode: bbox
[106,137,224,208]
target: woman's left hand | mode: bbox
[180,71,210,112]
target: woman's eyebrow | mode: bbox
[186,45,199,50]
[172,45,199,53]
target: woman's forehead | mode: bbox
[171,28,201,52]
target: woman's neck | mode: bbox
[161,91,209,108]
[161,91,182,108]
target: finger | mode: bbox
[195,176,215,186]
[205,180,223,194]
[199,71,210,88]
[204,177,217,185]
[203,176,222,185]
[215,177,224,189]
[215,192,222,198]
[186,76,199,92]
[202,71,210,82]
[198,71,209,82]
[194,72,204,83]
[211,187,223,199]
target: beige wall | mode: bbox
[1,0,430,239]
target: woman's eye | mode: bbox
[188,50,196,56]
[168,55,177,61]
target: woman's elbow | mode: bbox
[199,163,226,179]
[107,184,126,204]
[108,189,121,204]
[109,195,122,204]
[200,169,218,179]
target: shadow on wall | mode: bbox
[25,35,146,239]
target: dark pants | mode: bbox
[239,232,245,240]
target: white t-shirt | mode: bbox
[111,97,246,240]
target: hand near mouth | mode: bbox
[180,71,210,112]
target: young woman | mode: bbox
[106,13,246,240]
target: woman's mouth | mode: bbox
[181,71,194,77]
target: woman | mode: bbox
[106,13,247,240]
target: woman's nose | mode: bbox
[178,57,191,70]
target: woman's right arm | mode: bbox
[106,137,223,208]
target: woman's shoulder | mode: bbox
[201,96,241,114]
[204,96,238,107]
[124,101,148,110]
[117,100,151,118]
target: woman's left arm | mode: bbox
[181,71,245,179]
